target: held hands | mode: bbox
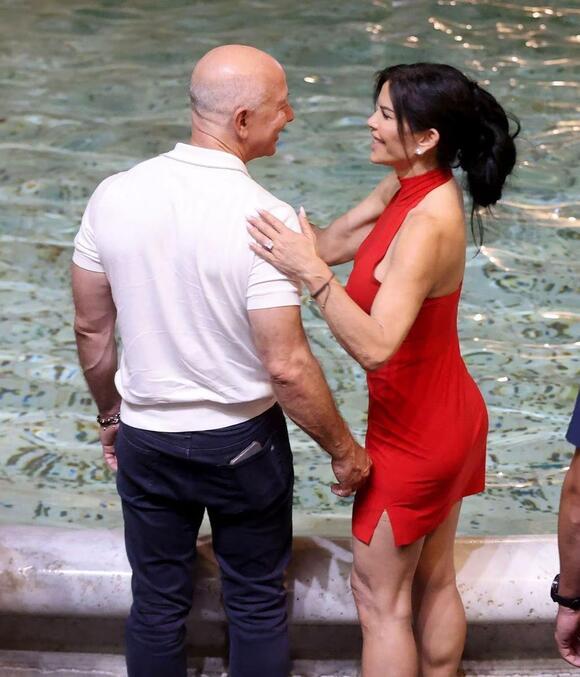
[555,607,580,667]
[99,423,119,472]
[331,442,372,498]
[247,207,321,281]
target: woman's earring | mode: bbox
[415,147,423,156]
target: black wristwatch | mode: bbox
[551,574,580,610]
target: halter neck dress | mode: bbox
[345,167,487,547]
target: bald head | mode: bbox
[189,45,285,117]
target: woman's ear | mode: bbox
[416,128,440,155]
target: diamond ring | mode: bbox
[263,240,274,252]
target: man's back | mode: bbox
[71,45,369,677]
[73,143,301,432]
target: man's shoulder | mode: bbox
[90,153,165,200]
[88,170,127,207]
[121,153,169,181]
[245,177,285,207]
[245,180,299,230]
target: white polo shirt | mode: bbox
[73,143,301,432]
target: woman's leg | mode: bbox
[351,513,424,677]
[412,502,465,677]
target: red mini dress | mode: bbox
[345,167,487,547]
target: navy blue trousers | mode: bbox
[115,404,294,677]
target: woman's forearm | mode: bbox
[311,174,398,266]
[311,223,344,265]
[303,260,395,371]
[314,220,369,267]
[311,225,333,265]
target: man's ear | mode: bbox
[233,107,250,140]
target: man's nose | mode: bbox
[286,104,295,123]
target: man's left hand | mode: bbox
[99,424,119,472]
[555,606,580,666]
[331,442,372,498]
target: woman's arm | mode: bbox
[248,209,444,372]
[305,214,443,370]
[315,172,399,266]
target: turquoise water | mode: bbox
[0,0,578,534]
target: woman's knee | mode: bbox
[351,567,412,629]
[414,556,457,596]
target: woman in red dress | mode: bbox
[248,63,519,676]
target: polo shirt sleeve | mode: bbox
[72,176,118,273]
[246,202,302,311]
[567,391,580,448]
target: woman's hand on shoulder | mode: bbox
[247,207,327,282]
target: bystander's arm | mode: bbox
[555,392,580,666]
[558,449,580,597]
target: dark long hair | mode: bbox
[374,63,520,247]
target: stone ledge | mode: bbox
[0,651,575,677]
[0,526,560,658]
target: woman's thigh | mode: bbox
[414,501,462,590]
[352,511,424,617]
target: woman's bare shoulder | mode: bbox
[411,179,465,232]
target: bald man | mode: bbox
[71,45,370,677]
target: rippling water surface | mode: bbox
[0,0,578,534]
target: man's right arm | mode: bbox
[248,305,371,496]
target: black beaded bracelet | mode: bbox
[96,412,121,428]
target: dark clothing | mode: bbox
[567,391,580,448]
[115,404,294,677]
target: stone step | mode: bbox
[0,526,563,670]
[0,652,576,677]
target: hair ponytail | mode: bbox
[459,82,520,246]
[374,63,520,248]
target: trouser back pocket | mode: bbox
[229,434,293,512]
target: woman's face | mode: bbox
[367,82,416,168]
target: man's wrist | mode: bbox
[96,400,122,418]
[96,411,121,429]
[330,428,357,461]
[551,574,580,610]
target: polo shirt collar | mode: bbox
[164,142,250,176]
